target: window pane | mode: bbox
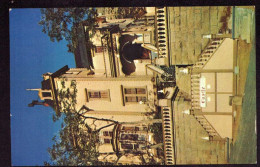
[100,91,108,98]
[104,139,111,143]
[96,46,104,53]
[103,131,109,136]
[125,88,136,94]
[137,96,146,102]
[42,92,51,97]
[126,96,137,102]
[134,144,139,149]
[136,88,146,94]
[121,134,139,140]
[135,127,140,131]
[120,134,128,140]
[121,144,133,149]
[143,127,148,131]
[123,127,135,131]
[130,134,138,140]
[138,135,146,141]
[89,92,100,98]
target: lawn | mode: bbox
[229,7,256,164]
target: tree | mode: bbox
[39,8,97,52]
[46,79,163,165]
[44,80,103,166]
[114,7,146,19]
[44,115,99,166]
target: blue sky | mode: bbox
[10,9,75,166]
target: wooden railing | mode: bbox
[193,38,224,69]
[193,114,222,138]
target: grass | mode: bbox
[229,10,256,163]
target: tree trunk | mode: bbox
[94,123,116,132]
[148,143,164,149]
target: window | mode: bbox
[120,134,138,140]
[138,135,146,141]
[121,144,133,150]
[104,139,111,144]
[135,127,140,131]
[122,86,147,105]
[121,126,140,131]
[103,131,113,137]
[100,131,113,144]
[144,33,151,44]
[95,46,105,53]
[134,144,139,149]
[85,89,110,101]
[42,92,51,97]
[122,126,135,131]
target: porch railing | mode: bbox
[161,105,175,165]
[193,38,224,69]
[190,38,225,139]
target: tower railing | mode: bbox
[155,7,169,67]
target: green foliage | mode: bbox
[45,80,102,166]
[149,111,163,146]
[39,8,97,52]
[149,123,163,144]
[45,117,100,166]
[54,79,77,121]
[108,7,145,19]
